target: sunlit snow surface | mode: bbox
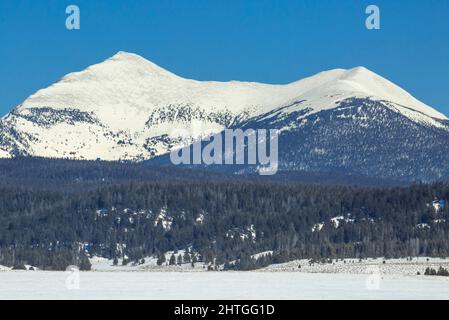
[0,271,448,300]
[1,51,447,161]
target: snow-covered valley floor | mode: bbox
[2,257,449,299]
[0,271,449,300]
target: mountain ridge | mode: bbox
[1,51,448,181]
[13,51,446,121]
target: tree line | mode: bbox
[0,159,448,270]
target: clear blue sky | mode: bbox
[0,0,448,117]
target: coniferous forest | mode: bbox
[1,158,449,270]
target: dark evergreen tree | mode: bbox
[156,254,166,266]
[169,254,176,266]
[183,251,191,263]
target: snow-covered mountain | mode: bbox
[1,51,448,181]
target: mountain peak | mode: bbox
[339,66,379,81]
[95,51,179,82]
[109,51,146,61]
[325,66,447,119]
[348,66,370,73]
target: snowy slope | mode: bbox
[0,148,11,158]
[1,271,449,299]
[0,51,447,162]
[15,52,447,123]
